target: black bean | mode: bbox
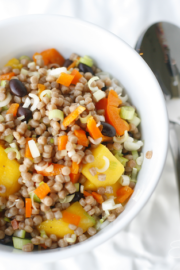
[9,79,28,97]
[0,235,13,246]
[128,132,134,137]
[17,106,32,122]
[70,192,84,203]
[101,86,107,91]
[78,63,94,74]
[63,59,73,68]
[101,122,116,137]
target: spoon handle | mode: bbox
[169,123,180,197]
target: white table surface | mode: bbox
[1,0,180,269]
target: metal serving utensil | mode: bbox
[135,22,180,197]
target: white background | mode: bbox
[1,0,180,269]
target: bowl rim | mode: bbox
[0,14,169,262]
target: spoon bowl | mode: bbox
[135,21,180,203]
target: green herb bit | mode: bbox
[50,138,54,144]
[4,217,11,222]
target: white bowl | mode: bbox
[0,15,168,262]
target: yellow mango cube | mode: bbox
[84,179,97,191]
[105,181,122,203]
[82,144,124,187]
[37,219,74,238]
[5,58,22,69]
[37,202,96,238]
[0,146,21,197]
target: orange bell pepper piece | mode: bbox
[116,186,134,203]
[33,52,41,62]
[56,72,74,87]
[63,106,85,127]
[67,57,80,70]
[71,162,79,175]
[91,192,104,204]
[62,211,81,226]
[33,183,51,200]
[96,98,107,111]
[74,129,89,147]
[105,105,129,136]
[58,135,68,150]
[71,69,82,84]
[0,72,15,81]
[25,198,32,218]
[87,116,103,140]
[38,84,46,98]
[6,103,19,117]
[107,90,122,107]
[41,48,65,66]
[33,48,65,66]
[84,191,92,197]
[70,172,80,184]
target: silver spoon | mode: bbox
[135,22,180,197]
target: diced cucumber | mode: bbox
[48,109,64,121]
[131,167,138,181]
[13,230,26,239]
[40,230,48,239]
[9,142,18,149]
[21,68,29,76]
[115,155,128,167]
[120,106,135,120]
[79,55,93,67]
[113,149,122,156]
[2,106,8,111]
[132,150,138,160]
[19,55,32,61]
[29,192,41,203]
[74,183,80,192]
[59,194,75,203]
[129,115,141,127]
[0,80,6,87]
[4,134,14,143]
[0,115,4,123]
[93,90,106,102]
[5,147,21,160]
[13,237,31,250]
[136,164,141,172]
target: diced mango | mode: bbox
[105,180,122,203]
[84,179,97,191]
[82,144,124,187]
[37,219,74,238]
[5,58,22,69]
[0,146,21,197]
[37,202,96,237]
[66,202,96,230]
